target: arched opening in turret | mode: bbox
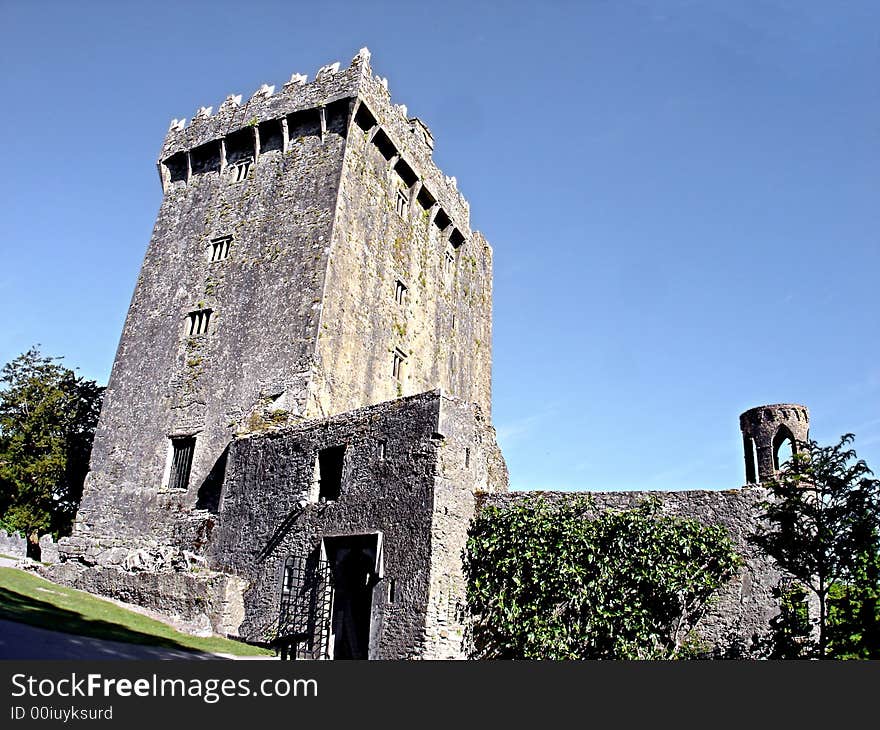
[772,425,796,471]
[743,434,759,484]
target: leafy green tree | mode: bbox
[0,347,104,556]
[752,581,817,659]
[751,434,880,658]
[464,496,740,659]
[827,531,880,659]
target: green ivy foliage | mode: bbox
[752,582,816,659]
[464,496,740,659]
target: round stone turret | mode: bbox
[739,404,810,484]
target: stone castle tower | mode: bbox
[73,48,494,543]
[740,404,810,484]
[51,49,795,660]
[56,49,506,659]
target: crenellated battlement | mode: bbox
[158,47,471,238]
[159,50,368,159]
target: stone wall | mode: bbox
[207,390,505,658]
[38,535,60,564]
[46,561,247,637]
[423,398,507,658]
[314,102,493,418]
[0,531,59,563]
[0,530,26,559]
[478,488,782,656]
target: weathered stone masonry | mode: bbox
[50,48,800,658]
[209,391,505,658]
[52,49,504,657]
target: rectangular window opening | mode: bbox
[226,129,254,162]
[388,578,396,604]
[394,280,407,305]
[449,228,466,248]
[186,309,212,336]
[165,152,188,184]
[286,108,322,141]
[168,436,195,492]
[258,119,284,154]
[318,445,345,502]
[392,349,406,380]
[190,142,221,175]
[283,564,295,592]
[210,236,232,262]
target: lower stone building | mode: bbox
[47,394,803,659]
[52,390,508,659]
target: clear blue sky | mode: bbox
[1,1,878,491]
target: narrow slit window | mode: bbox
[392,349,406,380]
[465,448,471,468]
[229,158,252,182]
[395,189,408,217]
[283,564,295,592]
[388,578,396,603]
[444,250,455,277]
[210,236,232,262]
[377,439,387,461]
[168,436,195,492]
[394,280,407,305]
[186,309,212,336]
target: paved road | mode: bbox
[0,619,222,660]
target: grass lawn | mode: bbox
[0,567,272,657]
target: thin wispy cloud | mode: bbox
[496,402,561,445]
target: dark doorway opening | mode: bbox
[323,533,382,660]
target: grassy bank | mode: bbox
[0,567,272,657]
